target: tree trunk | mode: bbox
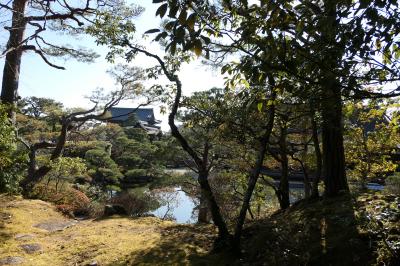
[232,84,276,249]
[321,85,348,196]
[21,119,69,194]
[320,0,349,197]
[198,172,230,239]
[311,111,322,198]
[278,125,290,209]
[197,189,209,223]
[1,0,28,121]
[302,164,311,199]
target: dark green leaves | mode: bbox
[156,3,168,18]
[144,29,160,34]
[178,9,187,24]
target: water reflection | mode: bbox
[151,187,197,224]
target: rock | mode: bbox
[15,233,35,241]
[34,220,77,232]
[88,260,98,266]
[0,212,12,221]
[19,243,42,254]
[138,213,156,218]
[0,256,25,265]
[103,204,127,217]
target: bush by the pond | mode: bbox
[385,173,400,195]
[123,169,152,184]
[109,190,159,217]
[29,183,91,217]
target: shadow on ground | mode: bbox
[0,196,14,245]
[110,223,234,266]
[241,193,374,265]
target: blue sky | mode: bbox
[0,1,224,130]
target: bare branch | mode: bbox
[22,45,65,69]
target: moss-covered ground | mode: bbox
[1,192,399,266]
[0,195,220,265]
[240,192,400,265]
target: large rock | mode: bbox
[33,220,77,232]
[14,234,35,241]
[19,243,42,254]
[0,256,25,265]
[103,204,127,217]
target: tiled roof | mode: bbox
[109,107,157,124]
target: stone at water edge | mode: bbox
[0,256,25,265]
[19,243,42,254]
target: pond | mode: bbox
[151,187,197,224]
[149,182,385,224]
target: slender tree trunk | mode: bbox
[1,0,28,121]
[278,126,290,209]
[311,111,322,198]
[232,83,277,249]
[302,164,311,199]
[198,172,230,239]
[132,47,231,247]
[197,190,209,223]
[27,146,37,180]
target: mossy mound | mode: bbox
[240,192,400,266]
[0,195,218,265]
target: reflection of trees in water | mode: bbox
[151,187,179,221]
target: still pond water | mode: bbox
[150,182,384,224]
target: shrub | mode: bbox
[385,173,400,195]
[123,169,148,184]
[56,204,75,217]
[85,149,122,189]
[64,141,110,158]
[109,191,159,217]
[30,183,91,217]
[0,104,27,193]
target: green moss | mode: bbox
[1,192,398,265]
[0,195,219,265]
[240,192,400,265]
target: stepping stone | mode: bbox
[15,233,35,240]
[19,243,42,254]
[33,220,77,232]
[0,256,25,265]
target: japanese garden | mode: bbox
[0,0,399,265]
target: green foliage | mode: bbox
[344,100,400,185]
[64,141,110,158]
[19,96,64,118]
[0,104,27,193]
[124,169,148,182]
[122,113,139,127]
[385,173,400,195]
[85,148,122,190]
[86,4,143,63]
[44,157,87,186]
